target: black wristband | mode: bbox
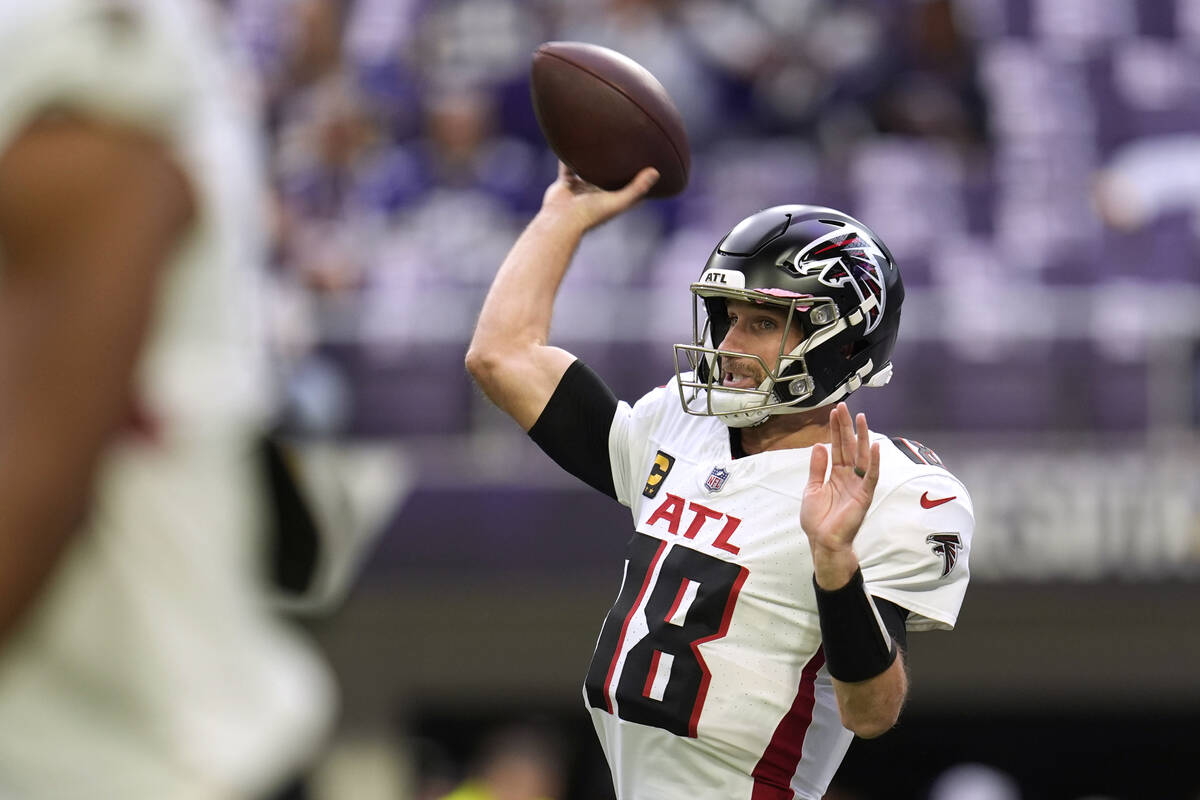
[813,567,898,683]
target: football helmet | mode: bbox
[674,205,904,427]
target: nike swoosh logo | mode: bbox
[920,492,956,509]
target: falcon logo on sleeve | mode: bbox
[926,533,963,577]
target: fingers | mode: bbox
[864,441,881,494]
[807,442,828,491]
[829,403,847,467]
[855,412,870,473]
[557,162,658,197]
[831,403,875,484]
[613,166,659,204]
[832,402,858,469]
[576,166,660,227]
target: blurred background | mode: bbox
[225,0,1200,797]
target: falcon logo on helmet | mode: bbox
[786,227,889,335]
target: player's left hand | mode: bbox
[801,403,880,589]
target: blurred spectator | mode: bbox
[871,0,990,147]
[288,0,346,87]
[1093,133,1200,234]
[436,724,565,800]
[275,71,384,294]
[414,82,544,211]
[413,0,545,89]
[229,0,351,129]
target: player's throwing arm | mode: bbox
[465,162,658,430]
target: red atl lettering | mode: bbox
[713,515,741,555]
[683,502,722,539]
[645,495,743,555]
[645,493,686,534]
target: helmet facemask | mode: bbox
[673,287,840,428]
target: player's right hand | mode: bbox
[538,161,658,233]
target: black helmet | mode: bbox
[673,204,905,427]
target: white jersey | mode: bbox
[0,2,333,798]
[585,377,973,800]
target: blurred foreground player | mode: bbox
[0,1,333,797]
[467,165,974,799]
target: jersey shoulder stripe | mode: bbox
[890,436,945,468]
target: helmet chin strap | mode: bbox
[708,382,774,428]
[711,360,891,428]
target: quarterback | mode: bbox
[467,163,973,799]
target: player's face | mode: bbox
[716,300,804,389]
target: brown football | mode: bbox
[530,41,690,198]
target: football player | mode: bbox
[467,163,973,799]
[0,1,333,797]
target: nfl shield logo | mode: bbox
[705,467,730,493]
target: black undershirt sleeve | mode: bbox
[528,359,621,500]
[874,596,910,652]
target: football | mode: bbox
[530,41,690,198]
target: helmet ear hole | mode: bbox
[842,338,871,360]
